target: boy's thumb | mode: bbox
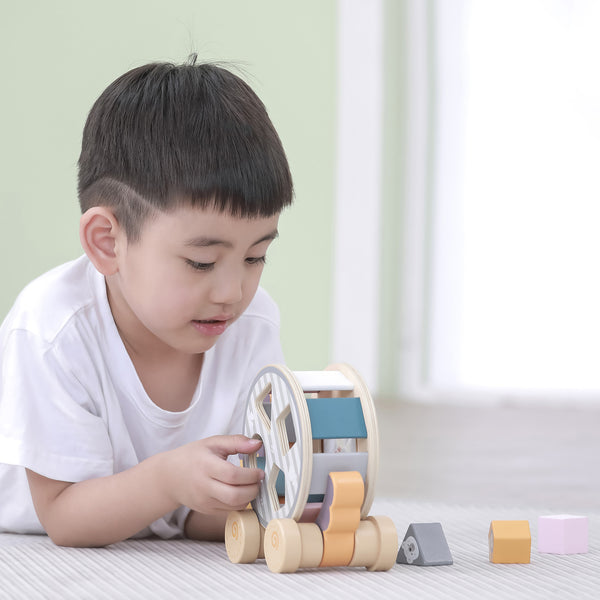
[211,434,262,457]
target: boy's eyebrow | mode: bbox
[184,229,279,248]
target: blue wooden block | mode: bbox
[305,397,367,439]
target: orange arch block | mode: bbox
[318,471,364,567]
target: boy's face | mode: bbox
[107,204,280,357]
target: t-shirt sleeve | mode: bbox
[0,329,114,482]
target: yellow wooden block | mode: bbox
[488,520,531,564]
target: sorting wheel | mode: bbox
[225,510,262,564]
[242,365,313,527]
[243,363,380,528]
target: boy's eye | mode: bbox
[246,256,267,266]
[186,259,214,272]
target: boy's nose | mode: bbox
[210,273,244,306]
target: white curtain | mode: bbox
[427,0,600,399]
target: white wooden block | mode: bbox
[293,371,354,392]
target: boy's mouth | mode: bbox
[191,316,232,336]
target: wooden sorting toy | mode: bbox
[225,363,398,573]
[488,520,531,564]
[538,515,588,554]
[396,522,453,566]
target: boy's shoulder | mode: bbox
[3,256,99,343]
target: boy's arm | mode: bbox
[184,510,229,541]
[26,435,264,547]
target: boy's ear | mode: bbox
[79,207,124,276]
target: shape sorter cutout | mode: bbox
[538,515,588,554]
[396,522,453,566]
[488,520,531,564]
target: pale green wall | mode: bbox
[378,0,409,396]
[0,0,336,370]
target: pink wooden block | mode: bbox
[538,515,588,554]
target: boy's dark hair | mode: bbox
[78,57,293,241]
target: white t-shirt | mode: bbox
[0,255,285,538]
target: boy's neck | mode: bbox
[105,277,204,412]
[130,350,204,412]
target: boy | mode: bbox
[0,57,293,546]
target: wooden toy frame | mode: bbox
[225,363,397,573]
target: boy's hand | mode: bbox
[165,435,265,514]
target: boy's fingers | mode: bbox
[202,435,265,485]
[206,434,263,458]
[209,480,262,511]
[213,458,265,486]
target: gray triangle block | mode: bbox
[396,522,453,566]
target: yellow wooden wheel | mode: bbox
[349,515,398,571]
[264,519,303,574]
[225,510,262,564]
